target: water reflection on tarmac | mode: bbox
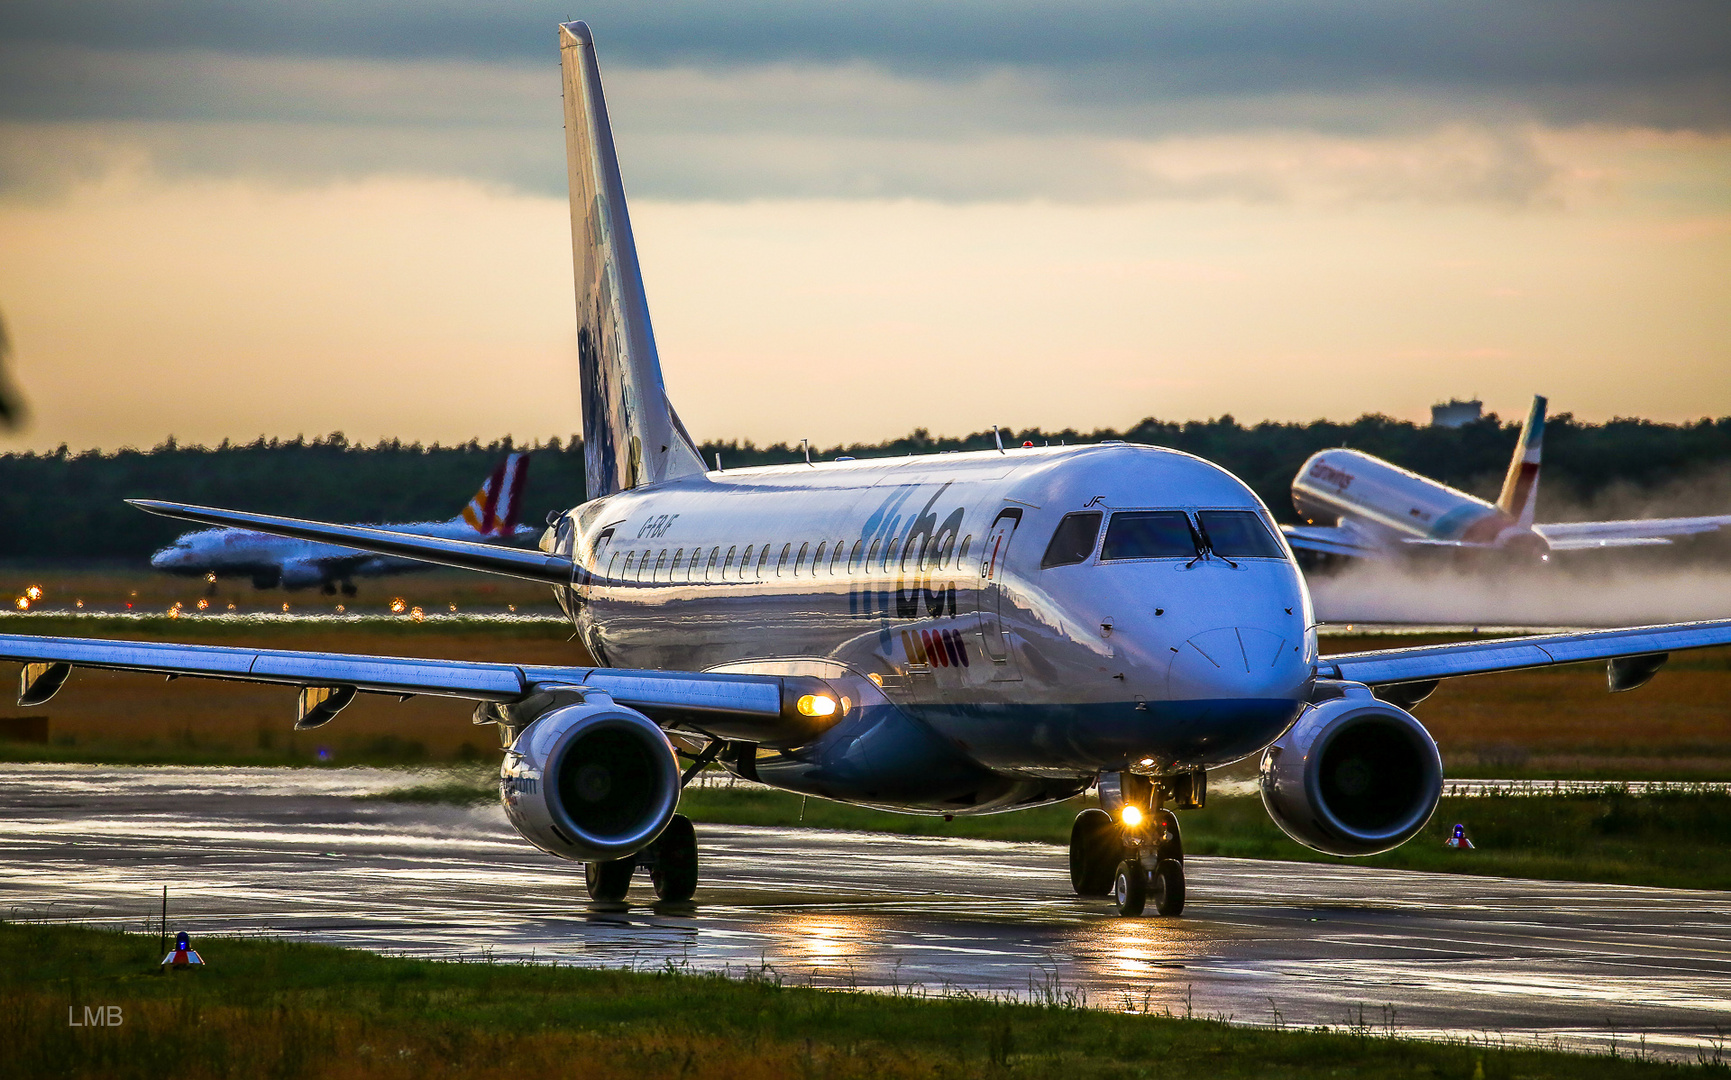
[3,764,1729,1062]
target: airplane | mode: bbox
[148,453,535,595]
[1283,396,1731,566]
[5,22,1730,918]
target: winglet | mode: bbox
[560,21,706,500]
[1496,395,1545,526]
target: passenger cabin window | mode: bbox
[655,549,668,581]
[777,543,792,576]
[1197,510,1285,559]
[883,537,900,571]
[622,551,637,579]
[757,545,773,577]
[1041,511,1103,568]
[865,539,880,572]
[723,545,737,576]
[671,549,684,581]
[830,541,845,574]
[957,535,972,569]
[813,541,827,573]
[706,547,720,579]
[848,540,863,573]
[739,545,753,578]
[1101,511,1200,561]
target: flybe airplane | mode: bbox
[5,23,1730,918]
[149,453,534,594]
[1284,396,1731,565]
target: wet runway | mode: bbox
[4,764,1729,1061]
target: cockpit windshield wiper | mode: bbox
[1193,518,1239,568]
[1185,518,1210,568]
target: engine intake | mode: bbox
[1259,683,1442,856]
[500,690,680,862]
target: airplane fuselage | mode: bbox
[550,443,1316,813]
[1292,448,1524,547]
[153,521,540,590]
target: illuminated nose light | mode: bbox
[1120,805,1144,827]
[797,694,838,718]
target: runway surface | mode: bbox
[4,764,1728,1062]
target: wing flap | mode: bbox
[1321,619,1731,685]
[1535,516,1731,544]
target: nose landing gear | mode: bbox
[1070,774,1192,917]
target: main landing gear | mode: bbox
[1070,787,1188,918]
[583,814,699,903]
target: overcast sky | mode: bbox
[1,1,1727,453]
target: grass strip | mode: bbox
[357,773,1731,892]
[2,921,1714,1079]
[676,786,1731,892]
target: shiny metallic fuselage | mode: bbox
[1292,448,1516,544]
[552,443,1316,813]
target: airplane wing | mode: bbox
[131,499,573,585]
[0,634,835,743]
[1534,516,1731,551]
[1281,524,1388,559]
[1319,619,1731,686]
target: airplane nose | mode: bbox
[1168,626,1307,701]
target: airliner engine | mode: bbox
[499,691,681,862]
[1259,684,1443,856]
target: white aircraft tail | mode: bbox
[559,21,707,501]
[1495,395,1546,526]
[457,452,531,537]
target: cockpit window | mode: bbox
[1040,511,1103,568]
[1197,510,1284,558]
[1101,511,1200,561]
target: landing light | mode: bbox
[1120,805,1144,828]
[797,694,838,718]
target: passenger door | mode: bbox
[977,508,1022,679]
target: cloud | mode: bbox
[0,2,1724,203]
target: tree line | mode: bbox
[3,414,1729,561]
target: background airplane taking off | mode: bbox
[149,453,534,594]
[1283,396,1731,565]
[5,23,1730,920]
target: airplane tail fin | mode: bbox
[1495,395,1546,526]
[559,21,706,502]
[458,452,531,537]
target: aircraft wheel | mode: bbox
[650,814,698,902]
[1069,808,1119,896]
[339,581,357,597]
[1112,860,1147,917]
[584,857,634,901]
[1150,859,1185,917]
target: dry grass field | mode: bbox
[0,601,1726,776]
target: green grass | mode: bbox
[674,785,1731,891]
[2,921,1715,1079]
[363,773,1731,892]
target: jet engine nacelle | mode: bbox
[499,691,680,863]
[1259,683,1442,856]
